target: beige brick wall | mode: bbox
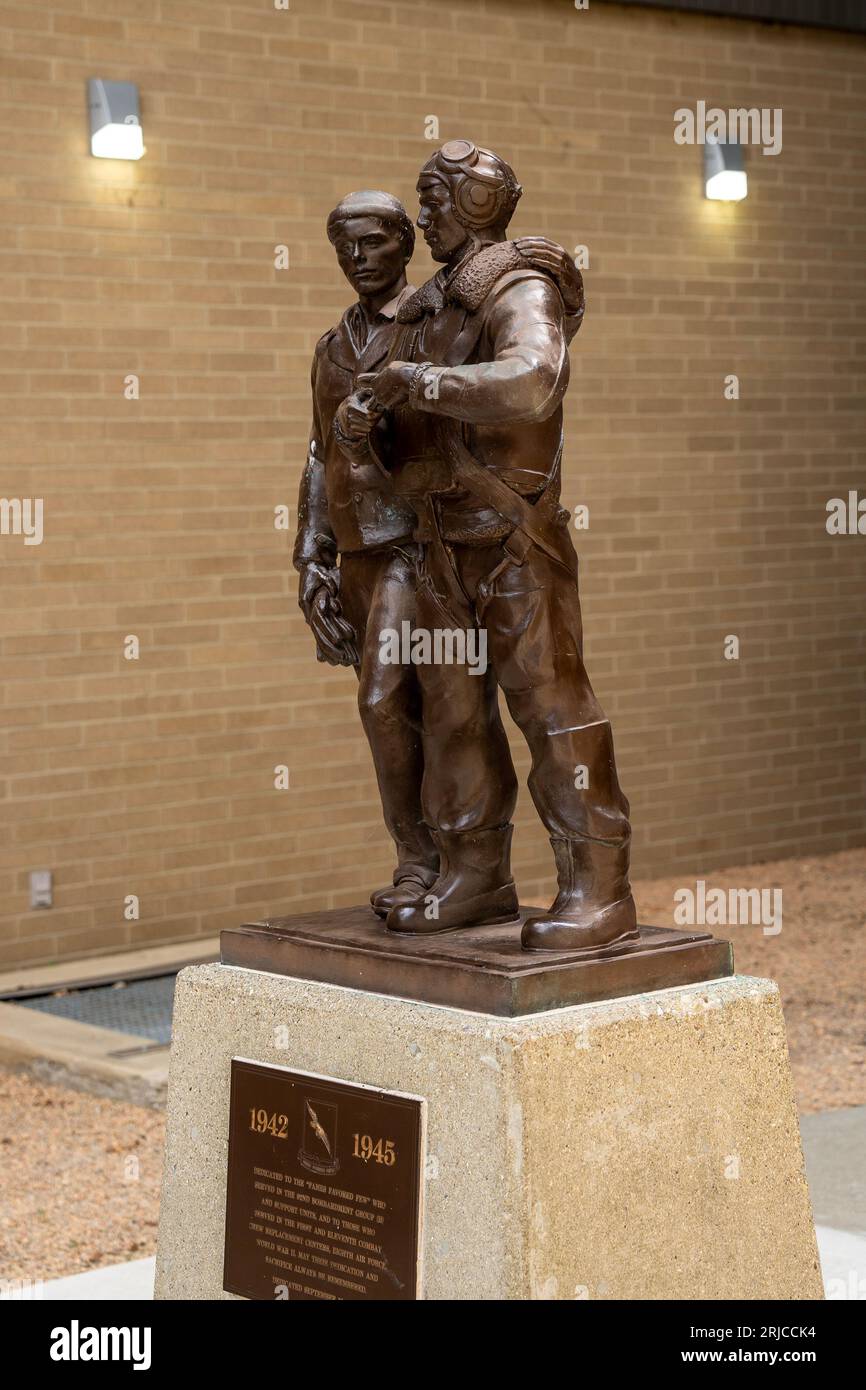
[1,0,864,968]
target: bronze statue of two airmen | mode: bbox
[295,141,637,954]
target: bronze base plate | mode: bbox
[221,906,733,1018]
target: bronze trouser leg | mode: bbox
[338,549,436,874]
[429,542,631,846]
[413,578,519,833]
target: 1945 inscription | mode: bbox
[223,1059,424,1300]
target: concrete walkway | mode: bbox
[800,1105,865,1233]
[817,1227,866,1300]
[802,1104,866,1299]
[40,1256,156,1300]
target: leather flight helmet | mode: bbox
[418,139,523,233]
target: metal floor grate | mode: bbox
[15,974,177,1044]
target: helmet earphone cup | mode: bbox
[453,176,505,229]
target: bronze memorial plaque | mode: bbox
[223,1058,425,1300]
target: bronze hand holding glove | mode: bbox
[298,559,338,623]
[333,380,386,444]
[308,584,359,667]
[297,559,359,667]
[358,363,417,410]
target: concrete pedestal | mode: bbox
[155,964,822,1300]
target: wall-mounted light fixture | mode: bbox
[704,138,747,201]
[88,79,144,160]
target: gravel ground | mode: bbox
[0,1074,164,1284]
[0,846,862,1283]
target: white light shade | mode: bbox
[91,121,144,160]
[703,138,746,202]
[705,169,748,202]
[88,79,144,160]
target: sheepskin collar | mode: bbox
[396,241,525,322]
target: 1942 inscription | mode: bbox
[223,1058,424,1300]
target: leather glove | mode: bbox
[334,387,383,444]
[298,560,339,624]
[309,587,359,667]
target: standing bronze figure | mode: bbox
[294,192,440,915]
[300,144,636,954]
